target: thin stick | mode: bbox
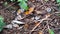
[31,14,51,31]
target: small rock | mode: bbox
[45,7,51,12]
[35,16,40,20]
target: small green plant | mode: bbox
[0,15,6,32]
[48,29,54,34]
[18,1,29,10]
[56,0,60,3]
[56,0,60,5]
[18,0,29,10]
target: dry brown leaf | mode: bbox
[35,22,40,26]
[24,7,34,15]
[29,7,34,12]
[24,11,29,15]
[38,31,43,34]
[17,9,21,15]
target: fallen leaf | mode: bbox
[38,31,43,34]
[29,7,34,12]
[24,11,30,15]
[17,9,21,15]
[25,7,34,15]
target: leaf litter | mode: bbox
[0,0,60,34]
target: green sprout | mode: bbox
[18,1,29,10]
[48,29,54,34]
[56,0,60,3]
[0,15,6,32]
[18,0,29,10]
[56,0,60,5]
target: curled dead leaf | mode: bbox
[24,7,34,15]
[24,11,29,15]
[17,9,21,15]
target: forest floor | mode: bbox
[0,0,60,34]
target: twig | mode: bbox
[31,14,51,31]
[29,25,47,34]
[47,21,50,29]
[29,14,51,34]
[33,24,47,31]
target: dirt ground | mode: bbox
[0,0,60,34]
